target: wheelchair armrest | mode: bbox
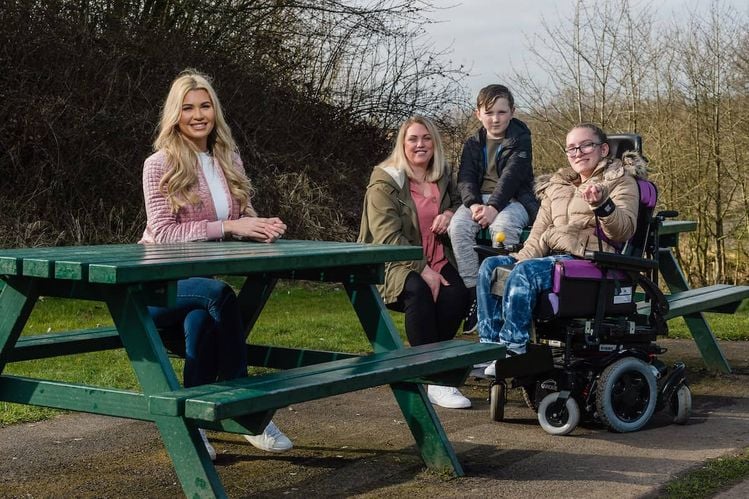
[473,243,522,258]
[583,251,658,271]
[473,245,508,258]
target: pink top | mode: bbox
[409,181,448,273]
[139,150,256,243]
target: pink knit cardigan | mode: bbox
[139,150,256,243]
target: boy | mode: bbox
[448,84,539,333]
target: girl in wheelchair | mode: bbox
[476,123,690,434]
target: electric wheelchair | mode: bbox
[475,134,692,435]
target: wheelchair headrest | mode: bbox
[607,133,642,159]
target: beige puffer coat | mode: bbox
[358,164,461,304]
[516,152,647,261]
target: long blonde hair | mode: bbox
[376,116,449,182]
[153,69,253,214]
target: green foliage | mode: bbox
[660,449,749,499]
[0,0,393,246]
[0,0,469,248]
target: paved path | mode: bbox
[1,339,748,498]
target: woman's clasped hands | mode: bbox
[223,217,287,243]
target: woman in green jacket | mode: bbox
[358,116,471,409]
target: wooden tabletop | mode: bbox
[0,240,423,284]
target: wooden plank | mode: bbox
[53,241,269,280]
[177,342,503,421]
[88,242,422,284]
[638,285,749,319]
[659,220,697,236]
[1,241,422,284]
[0,374,150,420]
[149,340,503,417]
[8,327,122,362]
[659,220,697,248]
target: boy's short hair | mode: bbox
[477,84,515,111]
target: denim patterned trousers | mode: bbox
[477,254,572,353]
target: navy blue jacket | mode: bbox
[457,118,539,224]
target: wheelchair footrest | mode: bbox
[493,343,554,379]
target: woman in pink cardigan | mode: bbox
[141,70,291,460]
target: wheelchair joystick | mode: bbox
[494,231,507,251]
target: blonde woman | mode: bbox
[140,70,291,459]
[358,116,471,409]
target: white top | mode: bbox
[199,152,230,221]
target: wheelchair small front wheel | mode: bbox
[596,357,658,433]
[490,382,506,422]
[670,384,692,425]
[537,392,580,435]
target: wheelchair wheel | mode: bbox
[670,384,692,425]
[490,382,506,422]
[537,392,580,435]
[596,357,658,433]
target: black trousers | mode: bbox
[387,262,469,347]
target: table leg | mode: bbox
[344,283,464,476]
[658,249,731,373]
[236,275,277,338]
[107,285,227,498]
[0,277,39,374]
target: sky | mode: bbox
[423,0,749,103]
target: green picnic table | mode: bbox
[646,221,749,374]
[0,240,504,498]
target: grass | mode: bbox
[659,448,749,498]
[666,311,749,341]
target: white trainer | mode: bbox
[199,429,217,461]
[243,420,293,452]
[427,385,472,409]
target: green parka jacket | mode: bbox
[358,164,462,304]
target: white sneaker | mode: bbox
[484,361,496,377]
[243,420,293,452]
[199,429,217,461]
[427,385,472,409]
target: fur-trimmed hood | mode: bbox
[533,151,649,198]
[515,151,644,261]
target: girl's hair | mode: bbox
[154,69,253,214]
[376,116,449,182]
[571,122,609,147]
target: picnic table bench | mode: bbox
[0,240,504,498]
[639,220,749,373]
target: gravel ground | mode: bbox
[1,338,748,498]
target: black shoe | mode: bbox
[462,297,477,334]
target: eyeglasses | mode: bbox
[565,142,601,157]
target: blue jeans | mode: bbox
[477,254,572,353]
[148,277,248,387]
